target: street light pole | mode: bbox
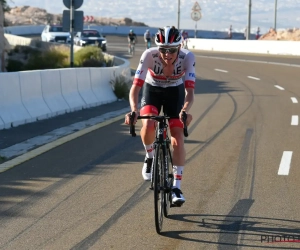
[177,0,180,29]
[247,0,252,40]
[274,0,277,30]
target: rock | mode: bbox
[259,28,300,41]
[4,6,148,27]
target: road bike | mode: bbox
[130,112,188,234]
[128,41,135,55]
[145,38,151,49]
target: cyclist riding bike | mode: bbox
[181,30,189,49]
[128,29,138,53]
[125,26,196,206]
[144,29,151,49]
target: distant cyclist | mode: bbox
[128,29,138,53]
[124,26,196,206]
[144,29,151,49]
[181,30,189,49]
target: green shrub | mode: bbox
[6,59,24,72]
[74,46,104,67]
[82,58,104,67]
[24,49,68,70]
[110,74,131,100]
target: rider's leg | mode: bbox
[140,108,157,181]
[169,123,186,205]
[139,84,161,180]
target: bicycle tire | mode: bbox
[163,145,173,218]
[153,143,164,234]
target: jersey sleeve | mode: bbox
[133,50,152,87]
[184,52,196,89]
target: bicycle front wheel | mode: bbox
[163,145,173,218]
[153,144,164,234]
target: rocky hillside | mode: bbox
[259,28,300,41]
[4,6,148,27]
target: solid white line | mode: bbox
[195,55,300,68]
[291,115,299,125]
[291,97,298,103]
[278,151,293,175]
[215,69,228,73]
[247,76,260,80]
[274,85,285,90]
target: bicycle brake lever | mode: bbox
[181,111,189,137]
[130,112,136,137]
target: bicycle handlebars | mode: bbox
[129,111,189,137]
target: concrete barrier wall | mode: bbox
[0,56,130,130]
[188,38,300,56]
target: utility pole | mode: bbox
[274,0,277,30]
[70,0,74,67]
[247,0,252,40]
[177,0,180,29]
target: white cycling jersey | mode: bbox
[133,47,196,89]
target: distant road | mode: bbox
[2,33,300,249]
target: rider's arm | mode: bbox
[182,52,196,113]
[130,50,153,111]
[129,85,141,113]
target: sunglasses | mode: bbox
[158,47,179,54]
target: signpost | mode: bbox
[62,0,84,67]
[191,1,202,38]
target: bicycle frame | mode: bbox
[129,112,188,234]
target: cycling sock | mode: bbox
[144,143,154,158]
[173,166,184,189]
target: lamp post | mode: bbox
[177,0,180,29]
[247,0,252,40]
[274,0,277,30]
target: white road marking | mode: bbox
[291,115,299,126]
[278,151,293,175]
[215,69,228,73]
[291,97,298,103]
[0,108,130,173]
[247,76,260,80]
[274,85,285,90]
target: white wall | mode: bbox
[188,38,300,56]
[0,59,130,130]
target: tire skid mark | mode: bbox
[70,182,150,250]
[0,137,138,245]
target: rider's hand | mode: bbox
[179,110,192,126]
[125,111,139,125]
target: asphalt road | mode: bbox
[1,36,300,249]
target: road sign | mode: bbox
[63,0,83,9]
[191,11,202,21]
[83,16,94,22]
[192,1,201,11]
[63,10,84,32]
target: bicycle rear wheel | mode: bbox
[153,144,164,234]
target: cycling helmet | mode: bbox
[130,29,133,32]
[155,26,182,47]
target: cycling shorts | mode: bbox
[140,83,185,129]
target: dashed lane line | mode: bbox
[274,85,285,90]
[291,97,298,103]
[278,151,293,175]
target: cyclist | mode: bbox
[128,29,138,53]
[181,30,189,49]
[125,26,196,206]
[144,29,151,49]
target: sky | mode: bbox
[9,0,300,34]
